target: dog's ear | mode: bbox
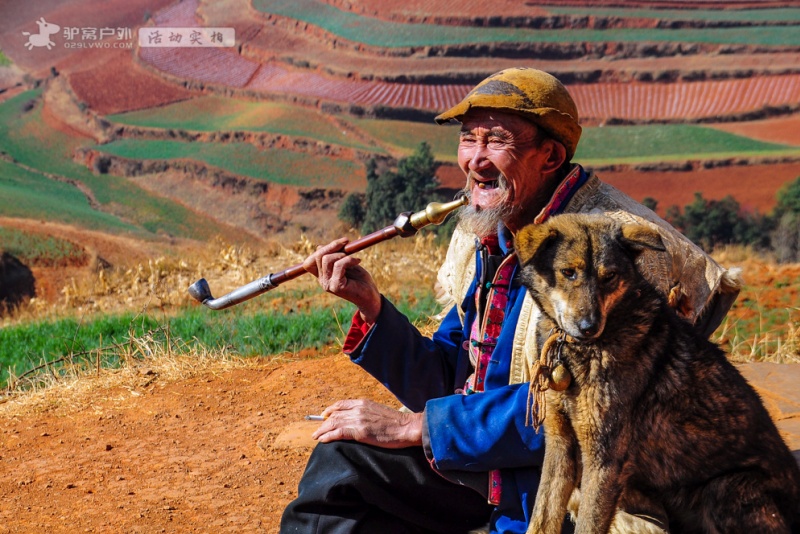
[514,223,559,265]
[619,224,666,253]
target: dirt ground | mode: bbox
[0,352,399,533]
[1,349,798,533]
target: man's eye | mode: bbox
[560,269,577,280]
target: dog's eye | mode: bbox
[560,268,577,280]
[601,272,617,284]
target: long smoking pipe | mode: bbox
[187,195,468,310]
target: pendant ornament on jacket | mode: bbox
[527,329,573,430]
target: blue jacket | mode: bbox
[347,241,545,534]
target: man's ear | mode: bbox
[540,139,567,175]
[515,223,559,265]
[619,224,666,252]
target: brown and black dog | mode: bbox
[515,213,800,534]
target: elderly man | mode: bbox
[280,68,739,533]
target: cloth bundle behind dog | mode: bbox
[516,214,800,534]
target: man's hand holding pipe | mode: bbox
[303,238,383,323]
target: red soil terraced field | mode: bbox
[69,51,195,115]
[436,161,800,216]
[570,76,800,123]
[140,39,800,122]
[595,162,800,215]
[709,115,800,147]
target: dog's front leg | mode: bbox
[527,401,578,534]
[573,444,625,534]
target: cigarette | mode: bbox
[304,415,326,421]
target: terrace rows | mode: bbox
[136,0,800,122]
[138,41,800,122]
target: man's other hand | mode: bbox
[312,399,423,448]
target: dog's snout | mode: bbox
[578,318,600,338]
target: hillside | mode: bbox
[1,1,798,261]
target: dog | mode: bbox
[514,213,800,534]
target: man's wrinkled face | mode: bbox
[457,109,555,236]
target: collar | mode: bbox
[533,164,588,224]
[481,225,515,256]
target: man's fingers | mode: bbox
[320,399,360,419]
[318,253,351,290]
[327,257,362,292]
[315,426,363,444]
[303,238,349,276]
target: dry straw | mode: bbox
[2,237,797,413]
[0,322,264,417]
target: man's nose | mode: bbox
[467,144,492,172]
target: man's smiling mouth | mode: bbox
[476,180,500,190]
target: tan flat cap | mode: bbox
[435,68,582,160]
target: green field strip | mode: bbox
[545,7,800,24]
[108,96,382,153]
[579,148,800,167]
[95,139,365,189]
[0,159,135,233]
[340,117,459,162]
[0,90,245,241]
[336,119,799,166]
[575,124,798,164]
[0,227,87,266]
[253,0,800,47]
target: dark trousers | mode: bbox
[280,440,495,533]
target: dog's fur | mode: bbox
[515,213,800,534]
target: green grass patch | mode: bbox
[0,227,88,267]
[0,290,440,386]
[253,0,800,47]
[0,49,11,67]
[341,117,459,162]
[0,159,136,233]
[717,307,797,361]
[546,7,800,23]
[96,139,365,189]
[0,90,249,240]
[575,124,799,165]
[108,96,381,152]
[716,270,800,361]
[335,120,799,166]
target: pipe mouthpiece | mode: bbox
[409,195,468,230]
